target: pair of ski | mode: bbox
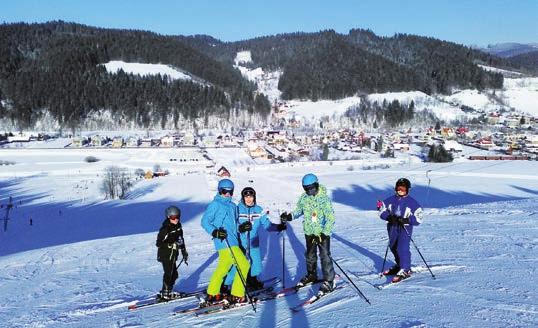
[128,277,279,311]
[174,277,284,316]
[350,264,447,290]
[127,290,205,310]
[179,277,344,315]
[289,277,346,312]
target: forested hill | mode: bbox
[182,29,509,100]
[0,21,270,130]
[0,22,518,130]
[507,50,538,74]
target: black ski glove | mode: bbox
[280,212,293,221]
[238,221,253,233]
[397,216,410,225]
[181,249,189,263]
[212,227,228,240]
[387,214,399,225]
[276,222,287,231]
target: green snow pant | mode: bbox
[207,246,250,297]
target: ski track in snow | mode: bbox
[0,149,537,327]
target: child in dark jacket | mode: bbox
[156,205,188,300]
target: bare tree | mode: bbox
[101,166,133,199]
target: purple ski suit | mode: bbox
[379,194,423,271]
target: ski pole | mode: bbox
[176,257,184,270]
[247,208,252,259]
[247,230,251,259]
[425,170,432,207]
[379,242,390,277]
[282,223,286,289]
[380,224,397,277]
[330,256,371,305]
[224,238,257,312]
[278,208,287,289]
[400,224,436,279]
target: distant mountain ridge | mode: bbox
[479,42,538,58]
[181,29,508,99]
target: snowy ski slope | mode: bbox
[0,148,537,327]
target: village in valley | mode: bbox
[2,104,537,165]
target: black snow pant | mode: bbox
[161,256,178,292]
[305,234,335,282]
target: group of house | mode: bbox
[71,133,197,148]
[0,132,54,144]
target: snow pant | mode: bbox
[161,257,178,292]
[207,246,250,297]
[305,234,335,282]
[387,224,412,271]
[224,246,263,286]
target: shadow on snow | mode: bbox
[0,177,206,256]
[332,183,538,211]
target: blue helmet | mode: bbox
[218,179,234,193]
[302,173,319,196]
[302,173,318,186]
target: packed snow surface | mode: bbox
[0,147,537,327]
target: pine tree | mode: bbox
[321,144,329,161]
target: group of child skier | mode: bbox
[155,173,423,305]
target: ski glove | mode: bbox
[173,237,185,250]
[376,200,383,210]
[238,221,252,233]
[211,227,228,240]
[276,222,287,231]
[280,212,293,221]
[387,214,399,225]
[181,249,189,263]
[397,216,410,225]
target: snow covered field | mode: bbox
[234,51,538,124]
[0,148,537,327]
[102,61,195,82]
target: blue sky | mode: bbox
[1,0,536,45]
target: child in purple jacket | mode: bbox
[378,178,424,283]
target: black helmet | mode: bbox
[165,205,181,219]
[241,187,256,205]
[395,178,411,194]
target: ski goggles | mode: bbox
[219,188,234,196]
[303,182,319,196]
[168,215,179,221]
[242,190,255,197]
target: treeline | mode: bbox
[507,50,538,74]
[0,21,514,129]
[345,99,416,128]
[347,30,505,93]
[184,29,506,99]
[0,21,270,129]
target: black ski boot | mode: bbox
[296,274,318,288]
[228,295,248,305]
[382,265,400,276]
[158,289,172,301]
[247,276,264,291]
[201,294,226,307]
[318,280,335,295]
